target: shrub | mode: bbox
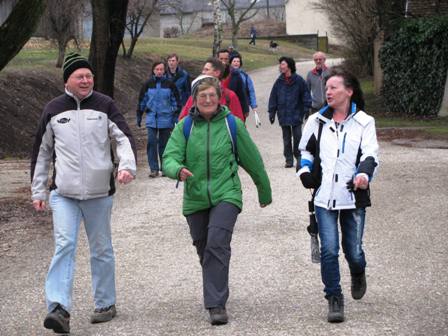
[379,16,448,117]
[163,26,180,38]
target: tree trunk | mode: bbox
[89,0,128,98]
[0,0,46,72]
[126,37,139,59]
[212,0,222,57]
[56,39,67,68]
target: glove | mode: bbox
[300,172,317,189]
[269,115,275,124]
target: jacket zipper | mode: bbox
[206,121,212,206]
[328,122,339,209]
[76,99,86,199]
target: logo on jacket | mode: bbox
[57,117,71,124]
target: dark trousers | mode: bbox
[146,127,171,171]
[281,125,302,165]
[186,202,239,309]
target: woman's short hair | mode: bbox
[278,56,296,73]
[326,66,365,110]
[192,75,222,101]
[151,60,165,72]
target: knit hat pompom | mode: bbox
[63,52,93,82]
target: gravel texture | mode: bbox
[0,61,447,336]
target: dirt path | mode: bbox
[1,63,447,335]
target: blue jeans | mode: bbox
[147,127,171,171]
[46,190,115,312]
[315,206,366,297]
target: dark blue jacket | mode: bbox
[227,69,249,116]
[165,66,191,108]
[137,76,180,129]
[268,73,312,126]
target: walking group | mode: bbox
[30,48,379,334]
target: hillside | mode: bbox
[0,56,203,158]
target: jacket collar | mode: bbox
[311,65,328,75]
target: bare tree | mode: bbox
[89,0,128,97]
[122,0,159,59]
[45,0,84,67]
[212,0,223,56]
[312,0,406,75]
[0,0,46,72]
[161,0,199,35]
[221,0,259,49]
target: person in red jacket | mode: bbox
[178,58,244,122]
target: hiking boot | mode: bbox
[284,162,293,168]
[327,295,344,323]
[351,272,367,300]
[209,307,228,325]
[149,171,159,178]
[90,305,117,324]
[43,304,70,334]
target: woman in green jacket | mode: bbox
[163,75,272,326]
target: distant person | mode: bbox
[163,75,272,325]
[31,52,137,334]
[298,66,379,323]
[165,53,191,108]
[137,60,180,178]
[227,45,239,58]
[249,25,257,45]
[306,51,330,113]
[178,57,244,121]
[218,49,249,118]
[230,54,258,117]
[268,56,311,169]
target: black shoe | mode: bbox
[351,272,367,300]
[44,304,70,334]
[209,307,228,325]
[284,162,293,168]
[90,304,117,324]
[327,295,344,323]
[149,171,159,178]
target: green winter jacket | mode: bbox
[162,105,272,216]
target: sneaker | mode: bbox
[351,272,367,300]
[327,295,344,323]
[149,171,159,178]
[90,305,117,324]
[209,307,228,325]
[43,304,70,334]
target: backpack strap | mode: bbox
[183,115,194,140]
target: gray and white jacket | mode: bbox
[31,89,137,201]
[298,105,379,210]
[306,67,330,110]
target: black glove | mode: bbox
[269,115,275,124]
[300,172,317,189]
[346,180,355,192]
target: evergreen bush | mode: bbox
[379,16,448,117]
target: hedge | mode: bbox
[379,16,448,117]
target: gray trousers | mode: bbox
[186,202,239,309]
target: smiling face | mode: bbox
[65,68,94,100]
[195,86,219,120]
[325,76,353,111]
[279,61,291,76]
[231,57,241,69]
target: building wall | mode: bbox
[285,0,341,44]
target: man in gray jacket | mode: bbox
[306,51,330,113]
[31,53,137,334]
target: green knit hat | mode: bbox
[63,52,93,82]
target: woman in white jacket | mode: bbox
[298,66,379,323]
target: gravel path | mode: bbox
[0,62,447,336]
